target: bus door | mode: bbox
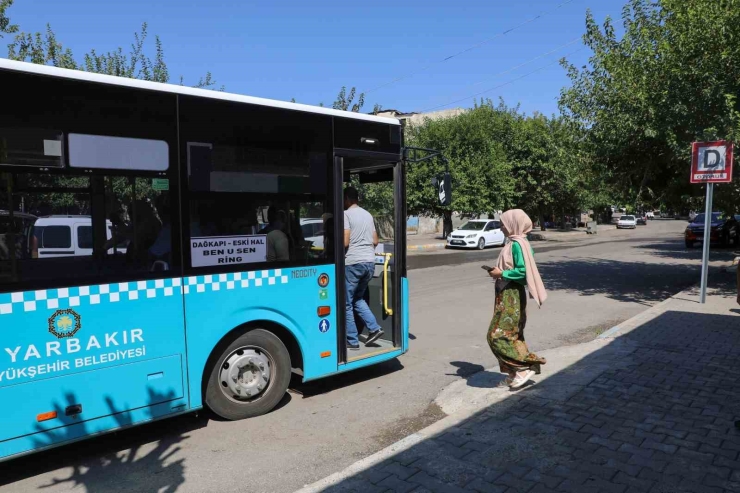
[335,156,406,365]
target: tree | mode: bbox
[406,103,519,237]
[0,0,18,38]
[516,115,602,229]
[405,98,600,233]
[560,0,740,214]
[332,86,365,113]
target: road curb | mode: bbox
[596,293,677,340]
[407,243,446,252]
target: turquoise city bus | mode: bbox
[0,59,410,460]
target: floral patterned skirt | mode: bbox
[487,282,546,374]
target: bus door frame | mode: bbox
[333,150,405,364]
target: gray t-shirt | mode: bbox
[344,205,376,265]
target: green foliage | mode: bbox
[406,102,516,218]
[405,100,596,226]
[560,0,740,213]
[349,175,393,217]
[0,0,18,38]
[332,86,365,113]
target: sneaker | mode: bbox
[510,370,535,389]
[365,330,384,345]
[347,342,360,351]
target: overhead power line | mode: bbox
[468,37,580,88]
[363,0,577,95]
[416,38,581,112]
[418,47,585,113]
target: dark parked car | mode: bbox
[636,214,647,225]
[685,212,738,248]
[728,215,740,246]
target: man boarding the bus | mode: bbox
[343,187,383,350]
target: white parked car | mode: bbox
[646,211,655,219]
[300,218,324,249]
[447,219,504,249]
[617,215,637,229]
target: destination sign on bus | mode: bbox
[190,235,267,267]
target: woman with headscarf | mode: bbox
[486,209,547,389]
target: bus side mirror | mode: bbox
[431,172,452,207]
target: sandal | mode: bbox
[510,370,535,389]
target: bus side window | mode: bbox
[180,95,334,273]
[0,71,178,292]
[102,177,172,272]
[0,172,176,290]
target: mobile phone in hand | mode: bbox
[481,265,493,272]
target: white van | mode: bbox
[300,218,325,250]
[33,216,126,257]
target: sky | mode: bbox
[5,0,626,117]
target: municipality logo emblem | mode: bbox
[48,309,81,339]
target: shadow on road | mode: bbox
[538,256,700,305]
[675,282,737,303]
[635,242,735,262]
[409,236,683,271]
[290,359,404,398]
[447,362,507,389]
[446,361,485,378]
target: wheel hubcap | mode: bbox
[219,347,272,401]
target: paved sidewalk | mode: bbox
[298,274,740,493]
[407,233,446,252]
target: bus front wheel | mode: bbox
[205,329,291,420]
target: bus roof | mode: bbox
[0,59,401,126]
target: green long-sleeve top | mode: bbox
[501,242,531,285]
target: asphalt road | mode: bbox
[407,220,689,270]
[1,220,732,493]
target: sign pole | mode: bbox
[699,183,713,303]
[691,140,732,303]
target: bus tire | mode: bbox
[205,329,291,420]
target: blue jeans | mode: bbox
[345,262,381,345]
